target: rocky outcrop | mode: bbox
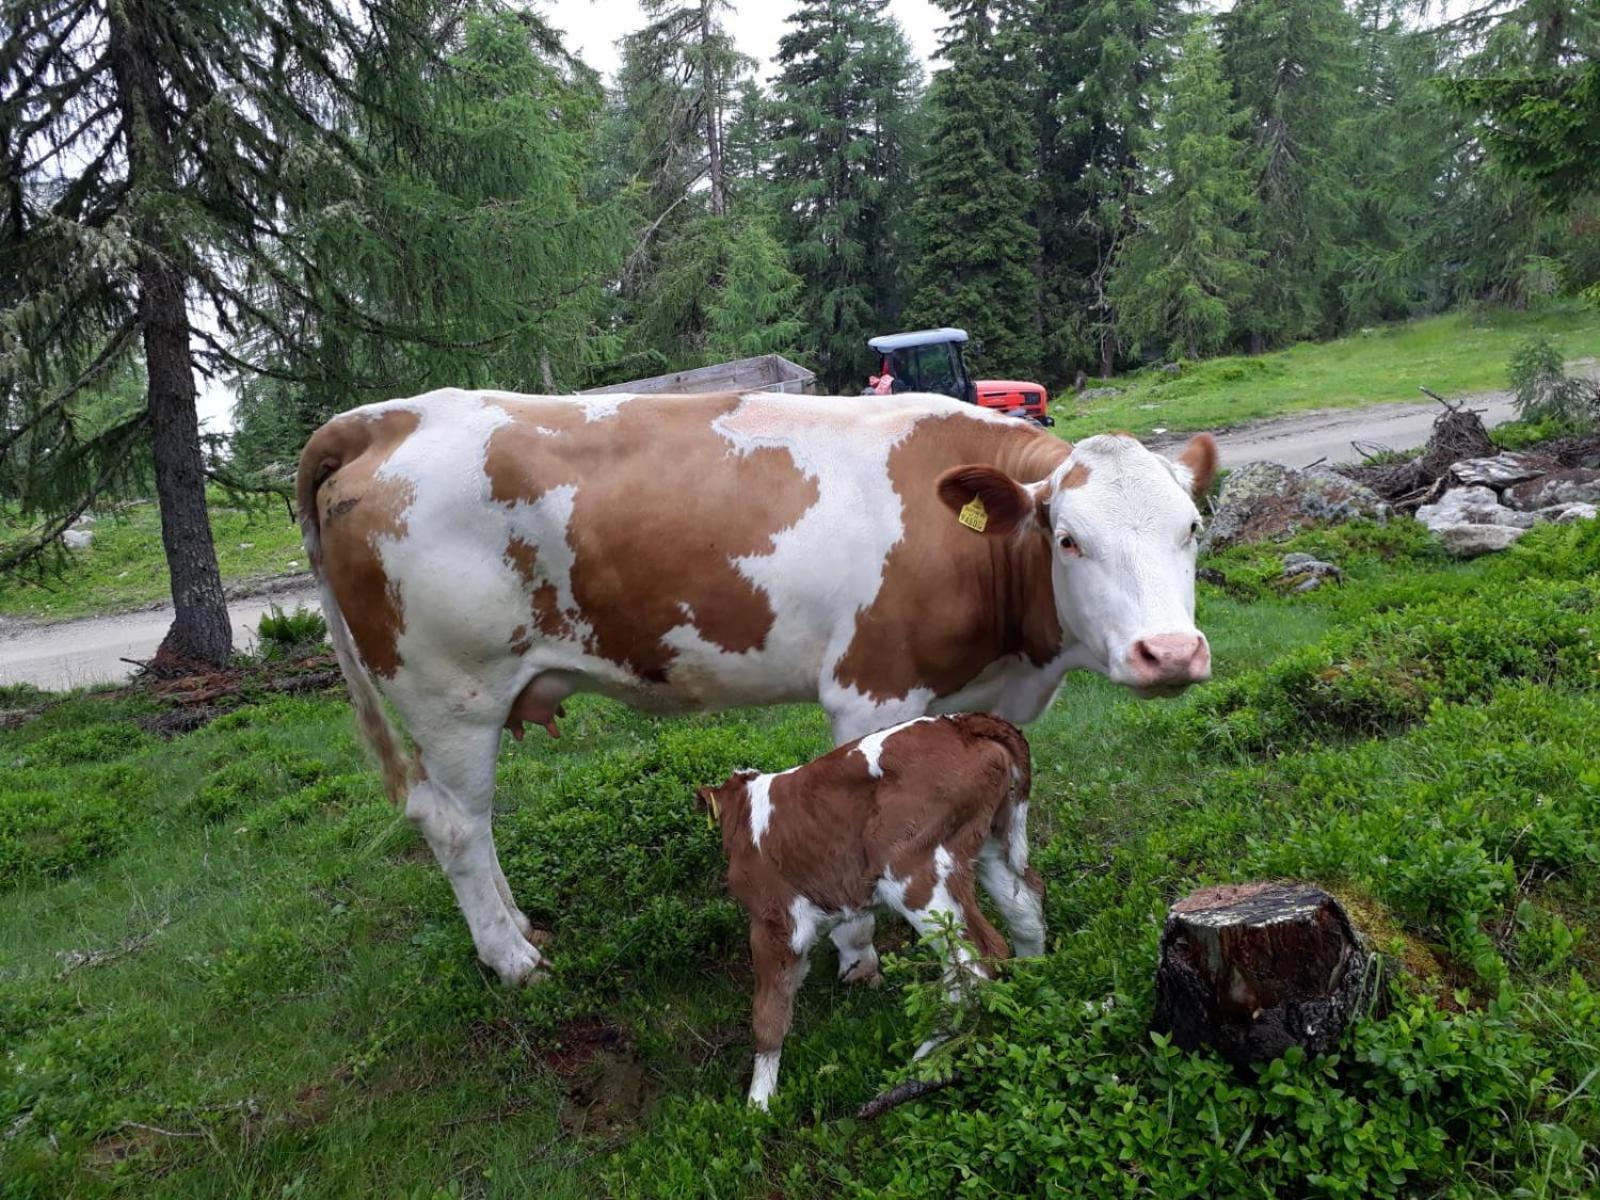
[1435,524,1528,557]
[1411,455,1599,556]
[1202,463,1387,552]
[1503,468,1600,511]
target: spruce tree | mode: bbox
[603,2,806,378]
[768,0,921,391]
[1220,0,1364,350]
[1034,0,1184,378]
[904,0,1043,382]
[1111,22,1260,361]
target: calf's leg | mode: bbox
[831,914,881,985]
[405,723,544,985]
[748,915,813,1110]
[976,839,1047,958]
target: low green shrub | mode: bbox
[6,721,154,767]
[1152,578,1600,759]
[1201,520,1444,603]
[0,761,155,887]
[186,752,328,822]
[255,603,328,659]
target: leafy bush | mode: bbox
[255,603,328,659]
[5,721,154,767]
[1152,578,1600,759]
[1508,335,1596,426]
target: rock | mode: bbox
[1539,502,1599,524]
[1436,523,1528,557]
[1503,468,1600,512]
[1415,486,1538,531]
[1159,362,1182,375]
[1281,553,1343,593]
[1448,452,1559,489]
[62,529,93,550]
[1080,387,1121,402]
[1202,462,1388,552]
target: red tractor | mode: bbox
[866,327,1052,426]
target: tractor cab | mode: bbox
[866,328,1052,426]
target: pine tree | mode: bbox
[1034,0,1185,378]
[1220,0,1364,350]
[769,0,922,391]
[1111,22,1260,361]
[904,0,1043,382]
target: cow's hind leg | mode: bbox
[406,723,544,985]
[976,840,1047,958]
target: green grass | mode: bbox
[0,494,305,622]
[1054,301,1600,439]
[3,519,1598,1197]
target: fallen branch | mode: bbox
[856,1072,964,1120]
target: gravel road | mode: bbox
[0,392,1523,692]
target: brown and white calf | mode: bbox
[298,389,1214,986]
[696,713,1044,1109]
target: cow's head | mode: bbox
[937,433,1218,697]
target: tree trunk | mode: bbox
[702,1,726,218]
[110,0,232,668]
[1151,882,1375,1069]
[1248,330,1266,356]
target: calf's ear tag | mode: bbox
[958,495,988,533]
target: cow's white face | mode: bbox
[936,432,1217,698]
[1042,435,1214,695]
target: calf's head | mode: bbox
[937,433,1218,697]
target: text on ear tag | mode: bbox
[958,495,988,532]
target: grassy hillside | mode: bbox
[0,496,304,623]
[1054,301,1600,439]
[3,518,1598,1197]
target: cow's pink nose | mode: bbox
[1128,633,1211,686]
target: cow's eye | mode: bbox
[1058,533,1080,556]
[1188,519,1203,540]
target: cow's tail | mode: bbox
[952,713,1034,874]
[297,425,419,805]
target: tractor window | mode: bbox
[894,344,961,397]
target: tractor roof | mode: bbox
[867,327,969,353]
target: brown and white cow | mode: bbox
[297,389,1215,986]
[696,712,1042,1108]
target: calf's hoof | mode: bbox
[838,954,883,988]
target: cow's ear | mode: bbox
[693,786,716,812]
[1173,434,1218,502]
[936,465,1037,536]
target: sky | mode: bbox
[545,0,949,82]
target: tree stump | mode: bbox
[1151,882,1373,1069]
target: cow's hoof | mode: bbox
[485,943,549,986]
[839,955,883,988]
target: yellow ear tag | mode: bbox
[958,495,989,533]
[705,794,720,830]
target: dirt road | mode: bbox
[1154,391,1520,469]
[1,584,321,692]
[0,393,1523,692]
